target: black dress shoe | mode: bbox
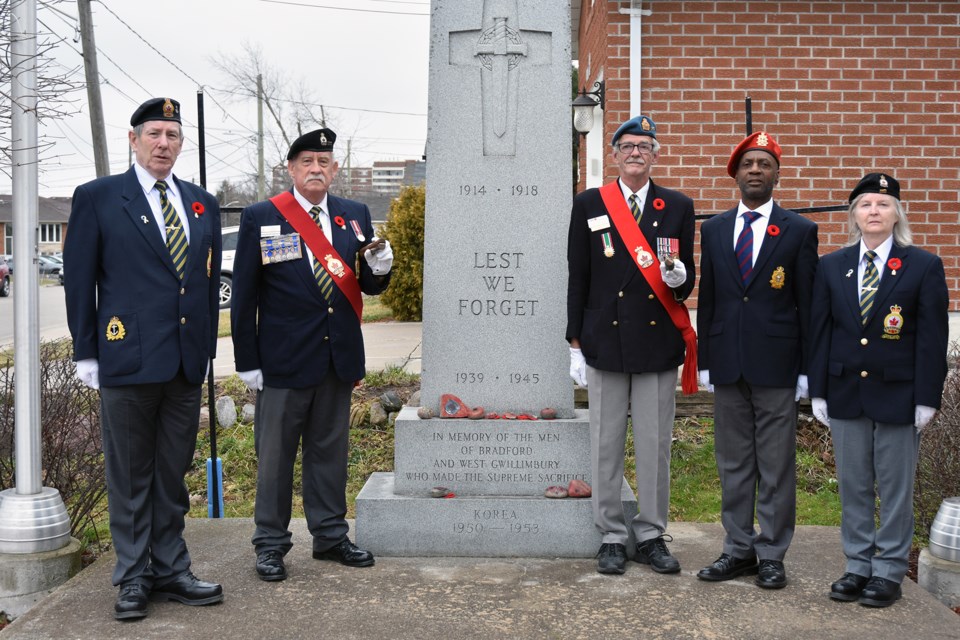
[313,538,375,567]
[256,550,287,582]
[635,535,681,574]
[151,572,224,605]
[756,559,787,589]
[858,576,902,608]
[596,542,627,575]
[114,583,148,620]
[829,572,869,602]
[697,553,758,581]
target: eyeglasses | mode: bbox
[616,142,654,155]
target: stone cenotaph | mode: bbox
[356,0,636,557]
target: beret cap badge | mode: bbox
[757,132,769,147]
[162,99,175,119]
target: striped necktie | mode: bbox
[860,250,879,325]
[310,206,334,302]
[156,180,187,279]
[735,210,760,283]
[629,194,642,224]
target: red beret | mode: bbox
[727,131,782,178]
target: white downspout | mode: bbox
[621,1,653,116]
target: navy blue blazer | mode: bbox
[566,180,696,373]
[64,166,222,386]
[697,203,819,388]
[808,243,948,424]
[230,192,389,388]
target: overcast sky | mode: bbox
[3,0,431,197]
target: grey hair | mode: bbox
[132,123,183,139]
[846,193,912,247]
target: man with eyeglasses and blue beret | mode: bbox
[567,115,698,575]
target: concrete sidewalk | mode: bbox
[3,520,958,639]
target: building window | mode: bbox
[40,224,61,244]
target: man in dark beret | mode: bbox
[567,115,698,575]
[231,128,393,581]
[696,131,819,590]
[64,97,223,619]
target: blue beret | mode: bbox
[287,128,337,160]
[130,98,181,127]
[612,115,656,146]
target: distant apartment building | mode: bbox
[337,159,424,197]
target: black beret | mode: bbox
[849,172,900,203]
[130,98,181,127]
[287,128,337,160]
[612,115,656,146]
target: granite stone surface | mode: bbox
[356,473,637,557]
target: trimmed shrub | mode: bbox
[379,184,424,321]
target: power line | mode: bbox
[207,86,426,118]
[256,0,428,16]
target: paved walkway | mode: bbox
[3,520,958,639]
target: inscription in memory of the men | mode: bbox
[421,0,572,416]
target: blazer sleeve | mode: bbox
[914,254,949,409]
[794,219,820,375]
[230,206,263,372]
[673,195,696,302]
[356,202,390,295]
[64,183,103,362]
[695,222,716,371]
[807,260,833,399]
[565,194,591,342]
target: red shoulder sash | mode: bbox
[599,181,698,394]
[269,191,363,321]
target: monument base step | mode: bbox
[355,472,637,558]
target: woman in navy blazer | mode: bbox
[809,173,949,608]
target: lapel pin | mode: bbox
[141,215,149,224]
[845,269,853,278]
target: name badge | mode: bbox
[260,225,281,238]
[260,233,303,265]
[587,215,610,232]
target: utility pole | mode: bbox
[345,138,352,196]
[256,73,265,200]
[77,0,109,177]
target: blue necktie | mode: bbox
[735,210,760,283]
[310,206,334,302]
[860,250,879,325]
[156,180,187,280]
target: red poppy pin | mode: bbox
[767,224,780,236]
[334,215,346,230]
[191,202,204,217]
[887,257,901,274]
[652,198,665,211]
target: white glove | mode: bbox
[659,259,687,288]
[915,405,937,432]
[238,369,263,391]
[364,238,393,276]
[569,347,587,388]
[75,358,100,390]
[812,397,829,427]
[795,374,809,401]
[698,370,714,393]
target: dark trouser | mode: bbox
[252,371,353,555]
[713,379,796,561]
[99,370,202,587]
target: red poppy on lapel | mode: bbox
[192,202,204,216]
[652,198,665,211]
[767,224,780,236]
[334,215,346,229]
[887,257,901,272]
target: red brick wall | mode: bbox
[577,1,960,308]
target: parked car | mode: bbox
[220,226,239,309]
[38,255,62,277]
[59,264,65,286]
[0,259,9,297]
[1,255,12,275]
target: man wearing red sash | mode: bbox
[231,128,393,581]
[696,132,818,590]
[567,115,697,575]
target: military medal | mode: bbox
[105,316,126,341]
[601,232,614,257]
[349,219,366,242]
[770,266,786,289]
[634,247,654,269]
[259,233,302,265]
[882,305,903,340]
[324,254,346,278]
[656,238,678,261]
